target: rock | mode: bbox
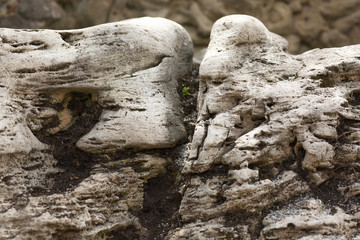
[2,12,360,240]
[166,218,252,240]
[0,17,192,239]
[261,198,359,239]
[0,169,144,239]
[2,0,360,53]
[310,122,338,141]
[318,0,360,19]
[350,26,360,45]
[289,0,302,13]
[17,0,65,21]
[176,14,360,239]
[0,17,190,154]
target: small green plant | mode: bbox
[182,86,195,97]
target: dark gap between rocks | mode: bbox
[275,118,360,212]
[30,62,200,238]
[177,63,199,140]
[93,147,185,240]
[133,161,183,240]
[197,164,230,181]
[337,118,360,144]
[287,137,349,210]
[31,91,102,195]
[307,167,359,214]
[225,210,265,238]
[111,63,200,239]
[348,90,360,106]
[310,174,352,211]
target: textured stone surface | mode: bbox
[0,17,192,239]
[176,15,360,239]
[1,17,190,154]
[2,0,360,53]
[261,198,360,239]
[2,13,360,240]
[0,169,143,239]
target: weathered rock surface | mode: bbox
[176,15,360,239]
[2,0,360,53]
[2,13,360,240]
[261,198,360,239]
[0,17,192,239]
[1,17,190,153]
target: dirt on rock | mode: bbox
[28,64,200,239]
[31,91,102,195]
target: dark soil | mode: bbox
[108,65,200,239]
[31,91,102,195]
[225,210,265,238]
[133,161,183,240]
[177,63,200,139]
[127,64,199,239]
[29,63,200,239]
[348,90,360,106]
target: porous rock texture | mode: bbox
[0,17,192,239]
[173,15,360,239]
[2,13,360,240]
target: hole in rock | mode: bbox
[266,102,275,109]
[58,31,83,44]
[348,90,360,106]
[216,192,227,204]
[31,91,102,195]
[293,141,306,163]
[59,32,71,42]
[287,223,296,229]
[326,62,360,82]
[29,40,43,46]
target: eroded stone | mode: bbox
[0,17,192,239]
[176,14,360,239]
[261,198,359,239]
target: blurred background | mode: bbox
[0,0,359,54]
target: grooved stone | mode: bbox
[173,15,360,240]
[0,17,192,239]
[0,17,192,154]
